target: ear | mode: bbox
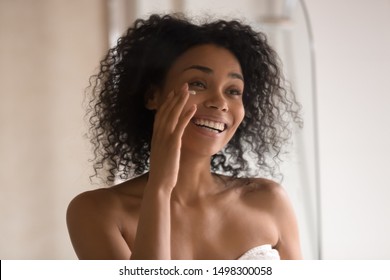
[144,87,159,110]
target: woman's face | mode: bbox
[154,44,245,156]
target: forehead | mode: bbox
[168,44,242,75]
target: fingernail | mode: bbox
[182,83,189,91]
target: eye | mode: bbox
[226,88,243,96]
[188,81,206,90]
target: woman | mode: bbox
[67,14,302,260]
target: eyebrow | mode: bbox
[182,65,244,81]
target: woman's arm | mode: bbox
[130,84,196,259]
[66,190,131,259]
[270,184,302,260]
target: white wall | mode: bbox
[306,0,390,259]
[0,0,107,259]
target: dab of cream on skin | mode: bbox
[189,90,196,95]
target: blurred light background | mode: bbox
[0,0,389,259]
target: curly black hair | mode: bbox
[86,13,302,184]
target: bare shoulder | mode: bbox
[67,188,120,221]
[237,177,289,208]
[246,178,294,221]
[237,177,302,259]
[67,174,146,217]
[66,174,147,259]
[66,187,128,259]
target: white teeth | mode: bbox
[193,118,225,132]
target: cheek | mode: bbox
[234,104,245,126]
[239,107,245,121]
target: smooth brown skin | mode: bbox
[67,44,302,260]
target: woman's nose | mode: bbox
[204,90,228,112]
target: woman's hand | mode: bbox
[131,83,196,260]
[147,83,197,191]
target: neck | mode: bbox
[171,152,222,205]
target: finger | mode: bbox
[159,83,189,118]
[157,83,187,114]
[175,104,197,136]
[155,83,185,120]
[153,90,177,131]
[165,89,190,128]
[156,85,190,131]
[154,90,174,120]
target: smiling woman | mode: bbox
[66,13,302,260]
[150,45,246,158]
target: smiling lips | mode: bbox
[192,118,227,133]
